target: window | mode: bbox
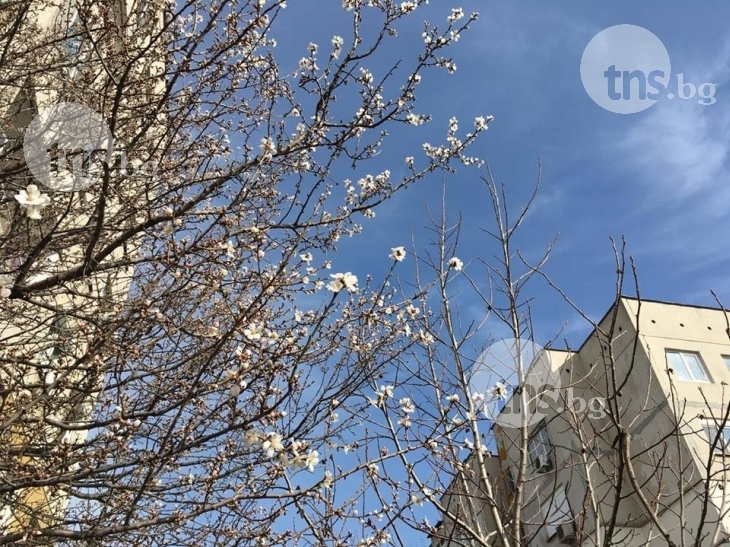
[58,0,83,78]
[62,1,83,56]
[703,420,730,454]
[540,487,573,539]
[528,423,553,472]
[723,355,730,372]
[505,467,516,496]
[38,314,71,368]
[138,0,151,25]
[666,350,711,382]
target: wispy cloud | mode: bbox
[613,102,730,212]
[603,41,730,257]
[580,40,730,304]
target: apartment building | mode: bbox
[0,0,163,534]
[433,297,730,546]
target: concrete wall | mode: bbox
[440,298,730,546]
[0,0,162,533]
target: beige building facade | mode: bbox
[434,297,730,546]
[0,0,162,535]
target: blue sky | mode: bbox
[271,0,730,352]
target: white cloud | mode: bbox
[603,40,730,268]
[613,100,730,212]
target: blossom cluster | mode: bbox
[244,430,320,472]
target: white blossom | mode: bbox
[259,136,276,161]
[298,56,318,71]
[304,450,319,472]
[406,113,423,125]
[475,115,494,130]
[359,67,373,85]
[389,246,406,262]
[448,256,463,271]
[400,397,415,413]
[490,382,507,399]
[244,322,263,340]
[400,1,416,13]
[244,429,261,447]
[327,272,358,293]
[417,329,434,345]
[300,252,313,264]
[15,185,51,219]
[471,391,486,406]
[322,470,334,489]
[262,432,284,457]
[331,35,344,58]
[447,7,464,22]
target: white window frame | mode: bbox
[540,487,572,539]
[528,423,552,472]
[666,350,712,383]
[722,355,730,372]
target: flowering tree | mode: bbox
[0,0,500,544]
[8,1,725,545]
